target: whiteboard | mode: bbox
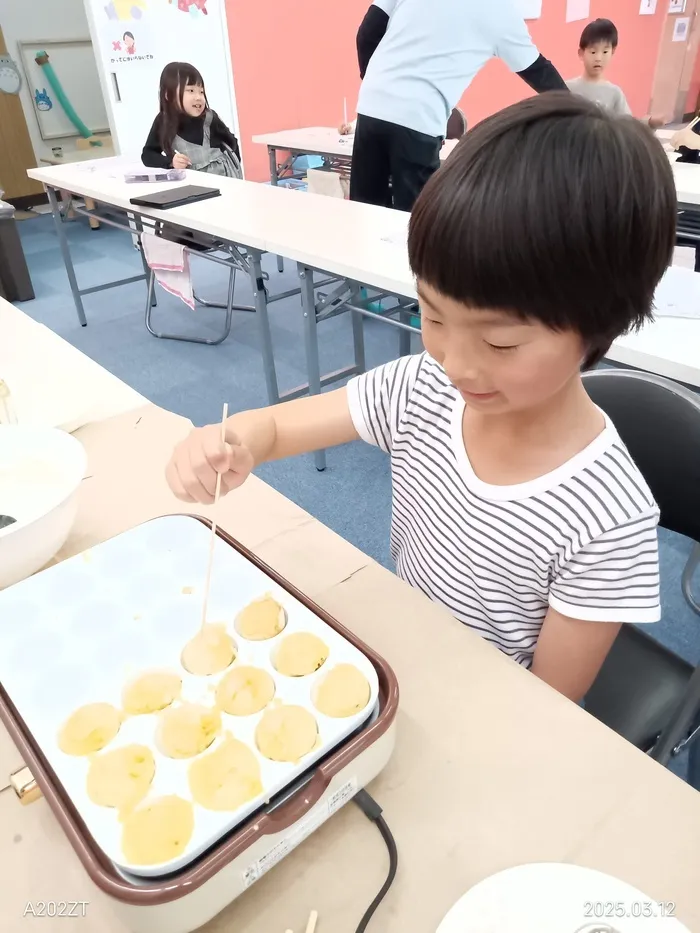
[18,39,109,141]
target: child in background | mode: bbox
[567,19,662,126]
[142,62,242,177]
[165,94,674,704]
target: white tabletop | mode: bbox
[253,125,458,162]
[28,159,700,388]
[0,297,146,431]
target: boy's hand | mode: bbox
[338,123,354,136]
[166,425,254,504]
[648,115,665,129]
[172,152,191,170]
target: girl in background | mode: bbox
[142,62,242,178]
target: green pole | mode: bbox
[34,51,100,144]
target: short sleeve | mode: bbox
[346,352,424,453]
[549,510,660,624]
[373,0,398,16]
[492,3,540,74]
[615,88,632,116]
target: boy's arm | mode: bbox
[357,0,396,78]
[531,609,621,702]
[227,388,358,466]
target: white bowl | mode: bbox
[0,426,87,589]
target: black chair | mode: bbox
[582,369,700,769]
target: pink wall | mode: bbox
[227,0,667,183]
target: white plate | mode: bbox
[0,515,379,877]
[437,863,689,933]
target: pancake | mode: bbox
[121,795,194,866]
[189,734,263,811]
[181,624,236,676]
[234,595,286,641]
[312,664,371,718]
[273,632,328,677]
[122,671,181,715]
[155,703,221,759]
[255,705,318,763]
[215,666,275,716]
[58,702,121,756]
[86,744,155,813]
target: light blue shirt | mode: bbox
[358,0,540,138]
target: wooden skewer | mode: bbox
[305,911,318,933]
[200,402,228,629]
[343,97,348,127]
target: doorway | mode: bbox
[650,2,700,123]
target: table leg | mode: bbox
[48,186,87,327]
[398,308,412,357]
[299,264,326,472]
[249,250,280,406]
[350,284,366,375]
[85,197,100,231]
[132,214,156,307]
[269,146,285,275]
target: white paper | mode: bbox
[673,16,691,40]
[566,0,590,22]
[653,265,700,319]
[639,0,657,13]
[669,0,686,13]
[516,0,542,19]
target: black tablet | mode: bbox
[129,185,221,209]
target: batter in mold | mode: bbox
[255,705,318,762]
[273,632,329,677]
[156,703,221,759]
[181,623,236,676]
[58,702,121,756]
[235,595,287,641]
[215,666,275,716]
[122,671,182,715]
[86,744,155,813]
[313,664,371,718]
[189,733,263,811]
[121,795,195,866]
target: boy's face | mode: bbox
[579,41,614,79]
[418,281,586,416]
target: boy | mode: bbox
[567,19,631,114]
[166,94,676,704]
[568,17,662,128]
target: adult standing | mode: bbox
[351,0,567,211]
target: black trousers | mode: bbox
[349,114,442,212]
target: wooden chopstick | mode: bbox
[200,402,228,628]
[305,911,318,933]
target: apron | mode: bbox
[173,109,242,179]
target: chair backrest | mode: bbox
[582,368,700,544]
[446,108,467,140]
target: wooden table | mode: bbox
[2,306,700,933]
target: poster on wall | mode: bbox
[669,0,687,12]
[639,0,658,13]
[673,15,691,40]
[566,0,590,22]
[99,20,155,68]
[517,0,542,20]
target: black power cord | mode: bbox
[353,789,398,932]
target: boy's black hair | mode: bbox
[579,18,618,50]
[408,93,676,369]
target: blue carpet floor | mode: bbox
[14,211,700,778]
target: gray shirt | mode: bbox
[566,76,631,116]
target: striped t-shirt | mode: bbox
[347,352,661,668]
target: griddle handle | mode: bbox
[261,767,331,833]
